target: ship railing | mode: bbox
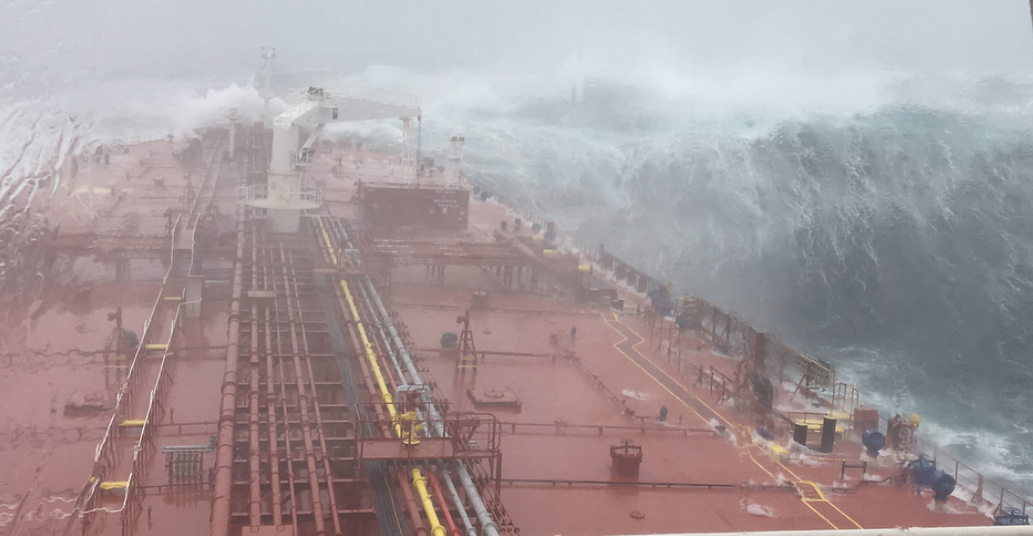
[237,184,323,205]
[913,432,1032,516]
[695,365,734,403]
[91,214,182,466]
[76,235,183,530]
[110,162,203,526]
[768,338,835,390]
[124,283,183,529]
[187,134,225,274]
[498,421,712,437]
[469,175,837,391]
[461,177,606,261]
[354,402,503,456]
[238,184,265,203]
[75,139,216,530]
[873,414,1033,517]
[343,167,419,184]
[693,297,751,352]
[573,238,602,261]
[300,185,323,204]
[464,180,550,232]
[468,173,836,391]
[686,296,835,390]
[595,249,655,294]
[831,382,860,416]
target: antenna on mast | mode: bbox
[261,46,276,128]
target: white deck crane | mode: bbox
[242,85,421,232]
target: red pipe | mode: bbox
[263,307,284,526]
[266,243,299,536]
[335,285,393,438]
[397,467,429,536]
[273,304,301,535]
[262,243,284,527]
[211,207,245,536]
[278,244,327,536]
[427,469,462,536]
[286,247,343,536]
[247,227,262,528]
[379,352,399,391]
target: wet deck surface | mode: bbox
[0,135,999,535]
[383,269,992,534]
[319,145,995,534]
[0,138,233,535]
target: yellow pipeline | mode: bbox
[411,468,446,536]
[339,278,401,436]
[319,217,400,436]
[315,217,340,267]
[326,222,436,530]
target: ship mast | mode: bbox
[261,46,276,129]
[446,134,465,188]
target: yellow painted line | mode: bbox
[780,468,864,530]
[796,480,863,529]
[612,313,735,429]
[600,311,846,528]
[745,449,776,479]
[798,481,827,501]
[604,312,841,527]
[601,313,709,426]
[802,501,839,530]
[825,498,863,529]
[603,314,862,530]
[778,461,804,482]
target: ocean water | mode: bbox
[447,79,1033,498]
[3,67,1033,500]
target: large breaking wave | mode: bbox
[444,78,1033,495]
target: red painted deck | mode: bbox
[0,134,1002,535]
[0,138,232,535]
[314,143,996,534]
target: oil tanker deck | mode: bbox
[1,70,1032,536]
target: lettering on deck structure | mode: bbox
[360,184,470,231]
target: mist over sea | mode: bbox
[3,0,1033,500]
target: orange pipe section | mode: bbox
[211,209,244,536]
[427,469,461,536]
[397,467,429,536]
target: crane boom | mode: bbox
[246,85,422,233]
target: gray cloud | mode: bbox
[2,0,1031,85]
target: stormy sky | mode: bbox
[1,0,1031,87]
